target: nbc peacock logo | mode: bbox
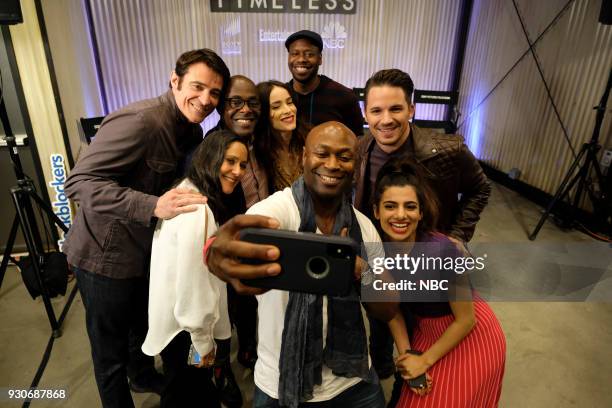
[220,17,241,55]
[321,21,347,49]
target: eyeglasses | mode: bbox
[226,97,261,110]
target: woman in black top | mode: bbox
[372,157,506,407]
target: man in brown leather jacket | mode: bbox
[354,69,491,394]
[354,69,490,243]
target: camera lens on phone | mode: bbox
[306,256,330,279]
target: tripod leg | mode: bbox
[570,158,591,216]
[11,188,61,337]
[29,191,69,234]
[529,145,588,240]
[583,148,607,207]
[0,216,20,288]
[568,145,607,227]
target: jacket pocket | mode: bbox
[144,158,177,196]
[146,159,176,173]
[100,220,119,265]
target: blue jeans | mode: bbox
[252,380,385,408]
[75,267,153,408]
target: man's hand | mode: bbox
[154,188,207,220]
[447,235,470,255]
[207,214,281,295]
[340,227,364,281]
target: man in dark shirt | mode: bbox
[285,30,364,136]
[63,49,230,407]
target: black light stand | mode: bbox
[529,68,612,241]
[0,97,69,338]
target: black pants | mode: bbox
[369,310,417,376]
[368,317,395,373]
[159,331,220,408]
[227,285,257,352]
[75,267,155,408]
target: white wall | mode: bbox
[458,0,612,197]
[41,0,105,162]
[85,0,463,132]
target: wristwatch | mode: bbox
[360,260,375,286]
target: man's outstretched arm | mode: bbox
[205,214,281,295]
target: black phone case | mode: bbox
[408,373,427,389]
[405,349,427,389]
[239,228,357,296]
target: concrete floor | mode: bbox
[1,182,611,407]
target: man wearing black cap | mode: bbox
[285,29,364,136]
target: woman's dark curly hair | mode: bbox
[186,130,247,223]
[253,80,308,192]
[373,157,439,238]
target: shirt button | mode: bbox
[432,148,437,153]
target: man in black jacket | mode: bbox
[355,68,490,244]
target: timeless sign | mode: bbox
[211,0,356,14]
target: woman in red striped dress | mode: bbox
[372,157,506,408]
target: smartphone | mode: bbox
[405,349,428,389]
[239,228,357,296]
[408,373,427,389]
[187,344,201,366]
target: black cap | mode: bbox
[285,30,323,52]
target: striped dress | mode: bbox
[395,234,506,408]
[396,297,506,408]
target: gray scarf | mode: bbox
[277,177,371,407]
